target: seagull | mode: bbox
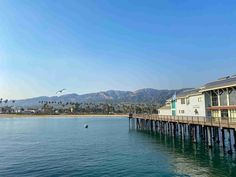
[56,89,66,94]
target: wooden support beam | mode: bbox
[207,127,213,148]
[228,129,233,154]
[216,127,220,144]
[182,124,185,139]
[222,128,225,148]
[192,125,197,143]
[234,129,236,148]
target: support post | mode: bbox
[234,129,236,148]
[192,125,196,143]
[216,127,220,144]
[207,127,213,148]
[228,129,233,154]
[222,128,225,148]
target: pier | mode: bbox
[129,114,236,154]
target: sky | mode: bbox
[1,0,236,99]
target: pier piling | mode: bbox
[129,114,236,154]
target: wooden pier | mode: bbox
[129,114,236,154]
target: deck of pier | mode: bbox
[130,114,236,129]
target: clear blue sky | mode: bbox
[1,0,236,99]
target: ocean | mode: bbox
[0,117,235,177]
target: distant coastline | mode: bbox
[0,114,127,118]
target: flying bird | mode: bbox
[56,89,66,94]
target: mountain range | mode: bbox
[6,88,189,108]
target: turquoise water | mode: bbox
[0,117,235,177]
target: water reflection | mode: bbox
[131,129,236,177]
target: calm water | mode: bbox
[0,117,235,177]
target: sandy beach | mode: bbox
[0,114,128,118]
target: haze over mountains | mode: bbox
[7,88,189,108]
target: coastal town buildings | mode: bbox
[0,106,12,114]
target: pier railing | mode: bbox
[131,114,236,129]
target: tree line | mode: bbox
[38,101,160,115]
[0,98,160,115]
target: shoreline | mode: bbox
[0,114,128,118]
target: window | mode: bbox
[230,110,236,118]
[207,110,211,117]
[229,88,236,105]
[198,97,202,102]
[172,110,176,116]
[181,98,185,104]
[171,101,176,109]
[221,109,228,118]
[212,92,218,106]
[220,89,227,106]
[211,110,219,118]
[186,98,190,105]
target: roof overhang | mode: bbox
[207,106,236,110]
[176,92,202,99]
[200,84,236,92]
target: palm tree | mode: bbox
[0,98,2,111]
[11,100,16,113]
[4,99,8,104]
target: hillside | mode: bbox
[6,88,189,108]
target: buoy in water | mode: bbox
[84,124,88,128]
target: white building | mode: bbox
[158,89,206,117]
[158,101,172,116]
[158,75,236,119]
[175,89,206,117]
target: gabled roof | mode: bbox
[200,75,236,92]
[158,105,171,110]
[176,88,201,98]
[163,75,236,102]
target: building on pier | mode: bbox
[132,75,236,154]
[158,101,172,116]
[158,94,177,116]
[158,89,206,117]
[175,89,206,117]
[158,74,236,119]
[200,75,236,120]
